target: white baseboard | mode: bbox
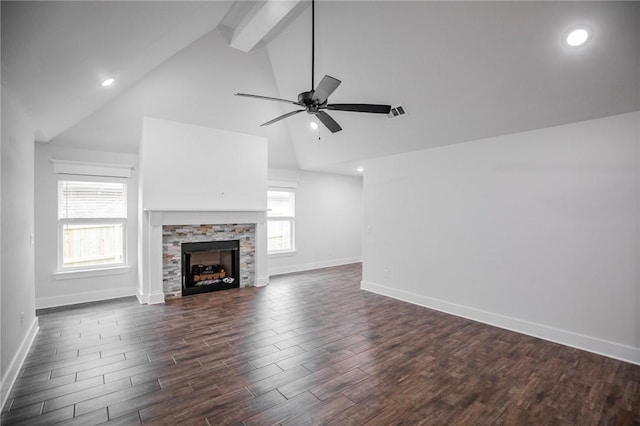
[1,317,39,411]
[36,287,137,309]
[269,257,362,277]
[137,290,165,305]
[361,280,640,366]
[255,275,269,287]
[147,292,165,304]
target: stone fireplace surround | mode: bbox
[138,209,268,304]
[163,223,255,297]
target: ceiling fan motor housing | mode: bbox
[298,91,320,113]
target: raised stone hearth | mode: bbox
[162,223,255,297]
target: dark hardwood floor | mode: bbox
[2,263,639,425]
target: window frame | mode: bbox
[267,184,296,255]
[56,174,129,273]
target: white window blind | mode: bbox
[267,190,295,218]
[58,181,126,219]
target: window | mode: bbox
[267,189,295,253]
[58,178,127,270]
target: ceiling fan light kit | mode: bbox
[236,0,391,134]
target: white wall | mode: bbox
[34,145,139,308]
[362,112,640,364]
[139,117,267,211]
[138,117,269,302]
[1,89,38,407]
[268,168,363,276]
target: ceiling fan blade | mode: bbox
[315,111,342,133]
[236,93,300,106]
[261,110,305,126]
[327,103,392,114]
[312,75,341,104]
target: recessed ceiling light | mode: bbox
[309,121,318,130]
[100,77,115,87]
[356,167,364,173]
[565,26,590,47]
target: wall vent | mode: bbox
[387,104,408,119]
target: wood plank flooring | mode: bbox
[3,263,639,425]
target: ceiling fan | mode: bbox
[235,0,391,133]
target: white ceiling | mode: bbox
[2,1,639,175]
[1,1,234,141]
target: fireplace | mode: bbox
[181,240,240,296]
[161,223,257,298]
[140,211,266,305]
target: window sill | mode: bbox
[268,250,297,258]
[53,266,131,281]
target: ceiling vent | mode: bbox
[387,104,408,119]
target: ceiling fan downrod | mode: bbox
[234,0,392,134]
[311,0,315,91]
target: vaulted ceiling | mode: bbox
[2,1,639,174]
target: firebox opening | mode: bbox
[181,240,240,296]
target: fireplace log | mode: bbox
[193,270,226,282]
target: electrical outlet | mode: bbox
[21,312,24,328]
[384,269,390,279]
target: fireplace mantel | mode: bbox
[138,208,268,305]
[145,209,266,226]
[144,207,266,212]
